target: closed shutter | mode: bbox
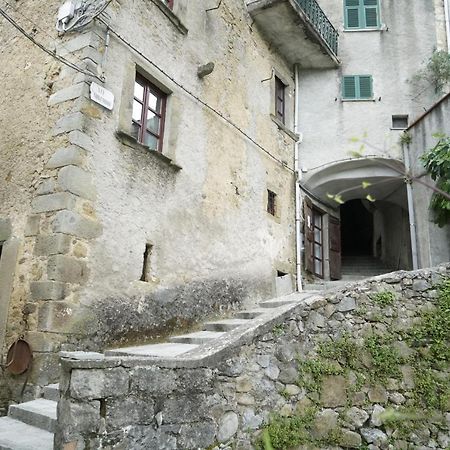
[359,76,373,98]
[345,0,360,28]
[345,0,380,29]
[343,76,357,99]
[343,75,373,100]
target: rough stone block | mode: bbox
[53,112,85,136]
[337,296,357,312]
[179,421,216,449]
[48,83,88,106]
[68,130,93,152]
[53,210,102,239]
[38,301,75,332]
[217,411,239,442]
[30,281,66,301]
[36,179,56,195]
[70,368,129,399]
[162,395,209,423]
[48,254,87,283]
[320,375,347,407]
[26,331,63,352]
[311,409,338,439]
[35,234,72,256]
[31,192,77,214]
[58,399,101,435]
[24,215,40,237]
[339,429,362,448]
[56,32,101,56]
[131,367,178,395]
[58,166,96,200]
[47,146,86,169]
[106,396,154,428]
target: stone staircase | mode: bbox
[0,384,58,450]
[304,255,393,291]
[0,293,314,449]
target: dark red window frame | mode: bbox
[267,190,277,216]
[132,74,167,153]
[275,76,286,124]
[164,0,174,9]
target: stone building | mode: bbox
[0,0,449,417]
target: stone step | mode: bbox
[258,298,300,308]
[0,417,53,450]
[234,309,267,319]
[105,342,199,358]
[203,319,250,332]
[43,384,60,402]
[8,399,57,433]
[169,331,225,345]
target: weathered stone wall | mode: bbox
[56,265,450,449]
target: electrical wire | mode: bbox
[96,17,295,172]
[0,6,103,81]
[1,1,98,74]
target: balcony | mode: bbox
[247,0,339,68]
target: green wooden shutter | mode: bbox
[343,75,373,99]
[343,76,357,99]
[359,76,373,98]
[344,0,380,29]
[345,0,361,28]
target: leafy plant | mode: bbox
[420,136,450,226]
[412,50,450,93]
[364,335,403,381]
[370,290,396,307]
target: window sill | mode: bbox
[343,24,386,32]
[391,127,407,131]
[270,115,299,141]
[341,98,376,102]
[155,1,188,35]
[115,130,182,171]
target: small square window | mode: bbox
[132,74,167,152]
[392,115,408,129]
[267,190,277,216]
[275,76,286,124]
[344,0,380,30]
[342,75,373,100]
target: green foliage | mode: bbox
[364,335,403,381]
[297,359,343,393]
[400,131,412,145]
[407,278,450,364]
[272,324,286,337]
[318,333,359,369]
[370,290,396,307]
[413,50,450,93]
[413,365,449,410]
[421,136,450,226]
[260,408,315,450]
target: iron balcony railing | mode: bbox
[295,0,339,57]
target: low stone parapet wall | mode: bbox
[56,265,450,449]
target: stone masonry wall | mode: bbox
[56,265,450,449]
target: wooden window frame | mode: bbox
[132,74,167,152]
[312,207,324,278]
[275,76,286,124]
[344,0,380,30]
[342,75,373,100]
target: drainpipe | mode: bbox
[294,64,303,291]
[444,0,450,52]
[403,143,419,270]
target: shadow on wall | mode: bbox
[83,278,251,349]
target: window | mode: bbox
[163,0,173,9]
[140,243,153,282]
[392,115,408,129]
[342,75,373,100]
[267,190,277,216]
[275,76,286,124]
[0,241,3,261]
[132,75,167,152]
[344,0,380,29]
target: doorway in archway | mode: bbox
[341,199,373,256]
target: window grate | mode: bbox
[267,190,277,216]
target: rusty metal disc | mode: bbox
[6,339,32,375]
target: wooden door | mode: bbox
[304,199,314,274]
[329,216,342,280]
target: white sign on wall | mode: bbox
[90,82,114,110]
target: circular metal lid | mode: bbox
[6,339,32,375]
